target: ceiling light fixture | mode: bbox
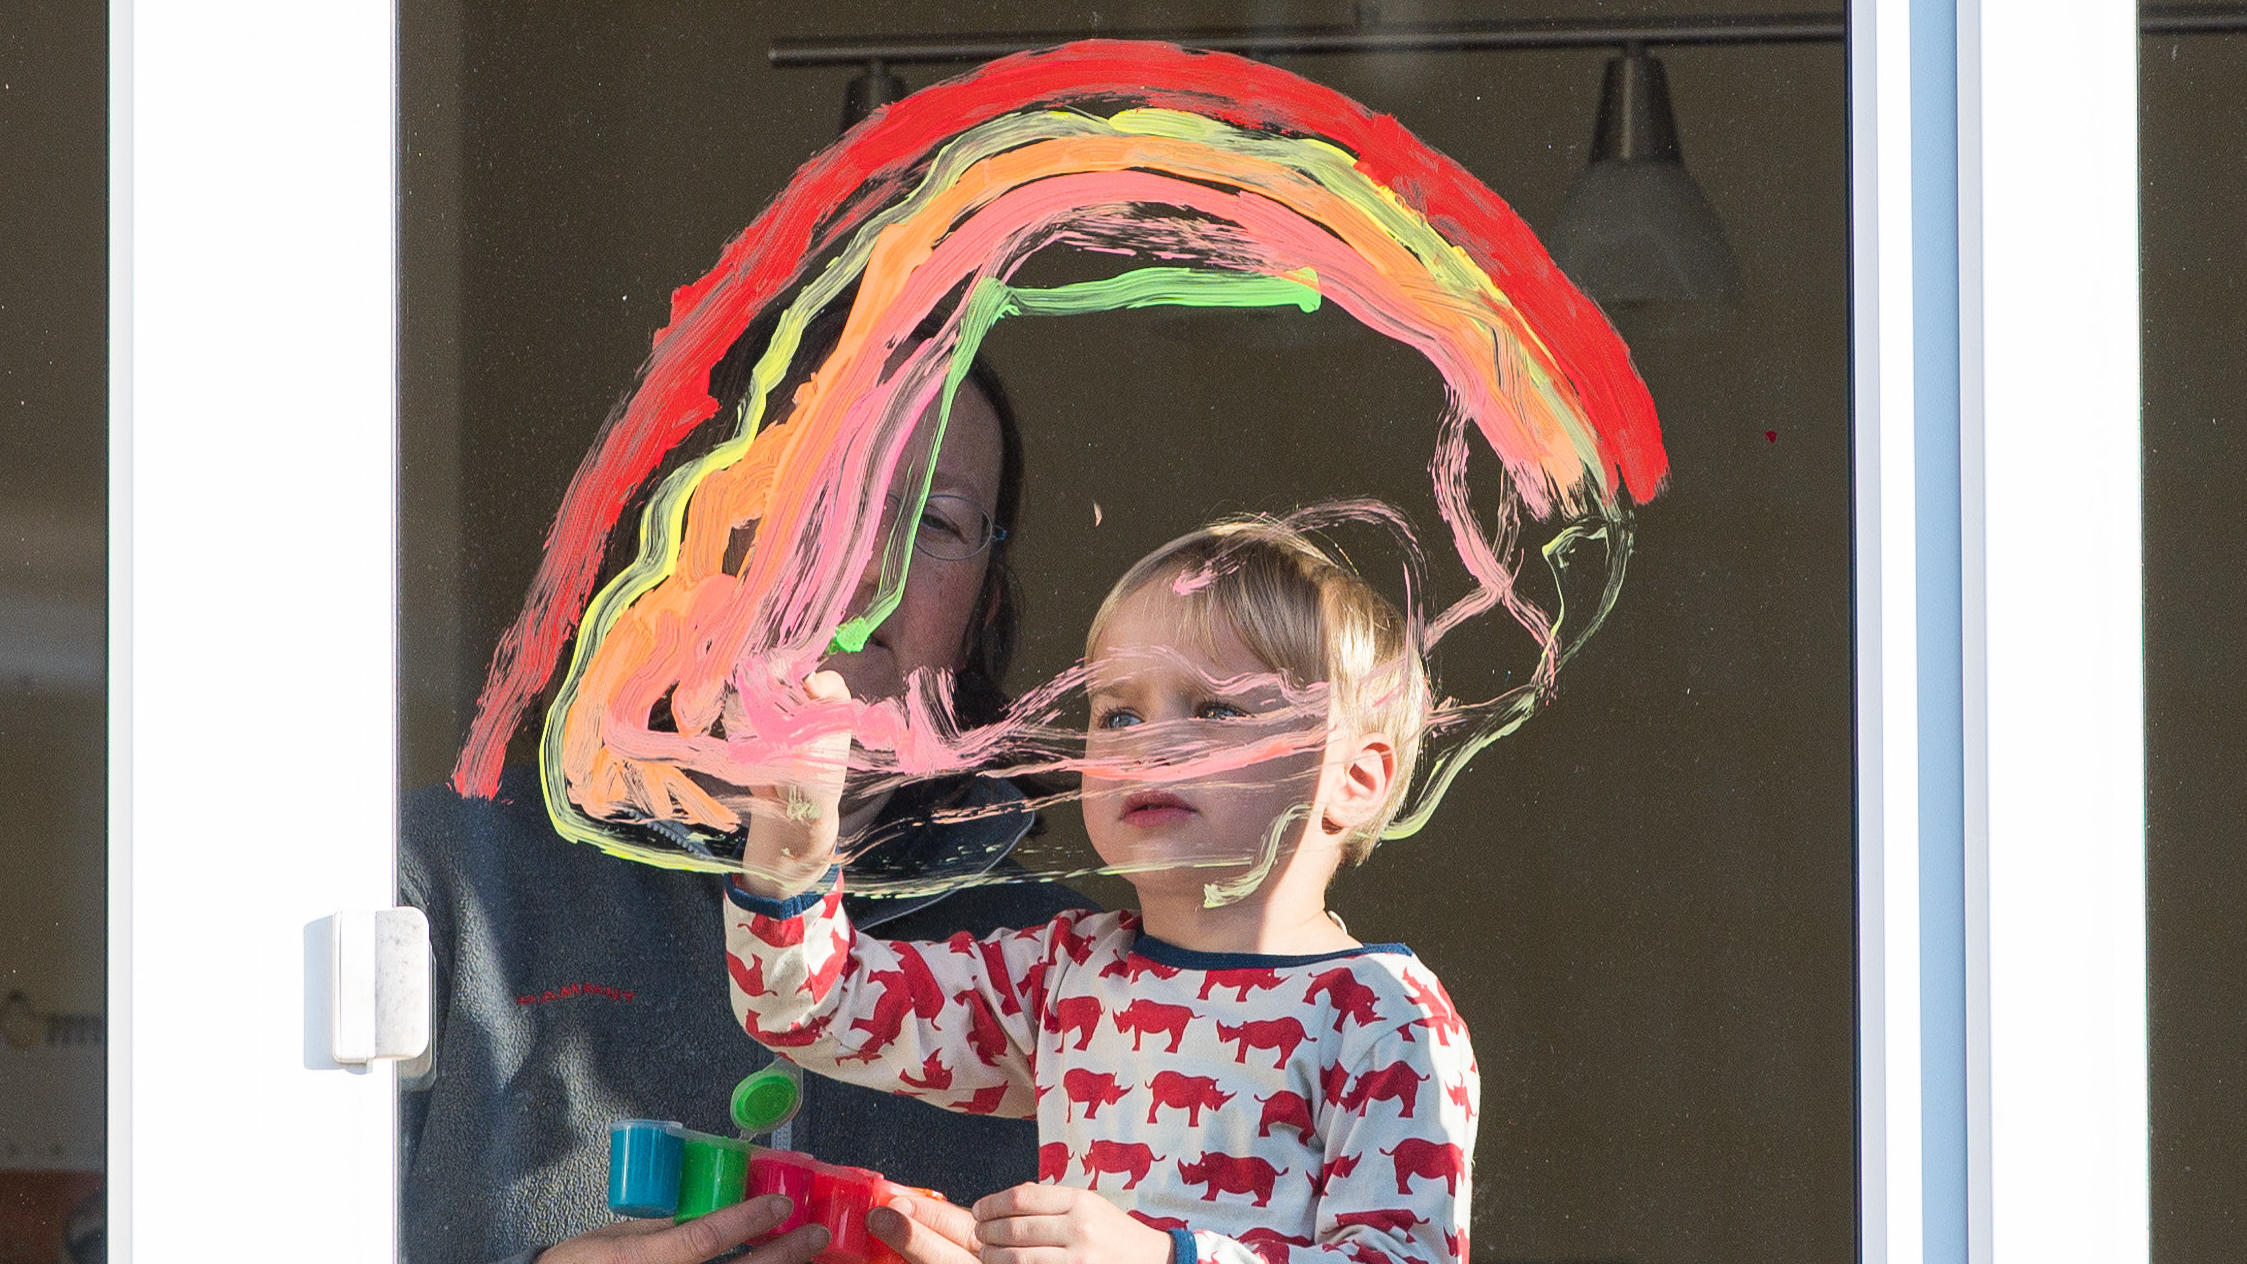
[1549,43,1742,310]
[840,59,907,134]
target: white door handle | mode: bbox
[327,908,432,1065]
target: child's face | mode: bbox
[1081,582,1329,894]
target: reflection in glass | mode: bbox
[0,4,108,1261]
[398,6,1854,1260]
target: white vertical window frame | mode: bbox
[1961,5,2147,1264]
[114,2,401,1260]
[1850,2,1928,1263]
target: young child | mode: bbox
[724,518,1478,1264]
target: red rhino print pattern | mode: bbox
[1402,1015,1466,1046]
[1381,1138,1466,1195]
[1052,995,1105,1050]
[1081,1140,1160,1190]
[738,911,806,950]
[975,940,1024,1016]
[1320,1061,1353,1106]
[1199,967,1287,1003]
[1218,1016,1309,1069]
[1177,1152,1288,1207]
[1344,1061,1429,1118]
[739,887,844,950]
[1405,972,1460,1024]
[842,965,939,1062]
[803,926,854,1000]
[1254,1090,1316,1139]
[1129,1213,1191,1231]
[1113,998,1197,1053]
[1019,959,1052,1025]
[1304,967,1384,1031]
[898,1051,952,1092]
[726,950,771,1000]
[1331,1208,1425,1234]
[1401,974,1467,1047]
[1311,1152,1361,1197]
[752,1010,834,1049]
[894,950,948,1015]
[1445,1079,1474,1116]
[724,893,1480,1263]
[1237,1227,1314,1264]
[958,989,1010,1066]
[1062,1067,1129,1120]
[956,1084,1010,1115]
[1053,919,1101,964]
[1146,1071,1233,1126]
[1099,954,1182,984]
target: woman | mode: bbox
[400,354,1091,1264]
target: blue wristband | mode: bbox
[723,866,842,918]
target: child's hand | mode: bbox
[970,1184,1173,1264]
[732,669,855,900]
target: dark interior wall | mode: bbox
[0,4,109,1253]
[2141,27,2247,1264]
[398,3,1855,1260]
[0,0,107,1049]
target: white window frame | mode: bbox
[1960,3,2146,1263]
[112,1,400,1261]
[1851,2,1928,1258]
[112,1,2144,1260]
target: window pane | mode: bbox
[399,5,1854,1260]
[2142,18,2247,1262]
[0,5,108,1261]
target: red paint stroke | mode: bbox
[454,40,1666,798]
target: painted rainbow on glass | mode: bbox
[450,40,1669,876]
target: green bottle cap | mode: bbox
[730,1064,803,1137]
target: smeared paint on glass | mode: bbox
[447,41,1668,893]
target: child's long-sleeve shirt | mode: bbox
[724,875,1479,1264]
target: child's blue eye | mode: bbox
[1094,708,1141,730]
[1198,702,1249,721]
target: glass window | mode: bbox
[398,5,1853,1261]
[0,6,109,1262]
[2141,16,2247,1262]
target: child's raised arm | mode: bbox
[724,864,1095,1122]
[731,669,854,901]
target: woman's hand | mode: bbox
[866,1193,983,1264]
[731,669,855,900]
[535,1194,826,1264]
[970,1184,1174,1264]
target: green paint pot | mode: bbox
[673,1132,752,1222]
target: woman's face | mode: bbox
[820,382,1005,706]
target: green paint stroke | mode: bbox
[826,265,1324,654]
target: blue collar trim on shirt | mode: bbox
[1131,935,1412,971]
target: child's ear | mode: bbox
[1322,730,1397,834]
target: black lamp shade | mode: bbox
[1551,49,1741,309]
[842,63,908,133]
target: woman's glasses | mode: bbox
[882,492,1008,561]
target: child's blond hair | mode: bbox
[1087,517,1430,864]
